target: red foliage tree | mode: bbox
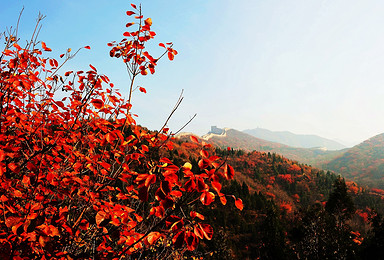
[0,5,241,259]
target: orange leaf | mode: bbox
[235,198,243,211]
[144,18,152,26]
[147,232,161,245]
[219,193,227,205]
[190,211,204,220]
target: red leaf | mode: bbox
[5,216,22,228]
[190,211,204,220]
[184,179,196,192]
[105,132,117,143]
[198,159,210,169]
[41,41,52,51]
[199,223,213,240]
[96,211,109,227]
[159,43,165,48]
[190,135,199,144]
[8,163,20,173]
[89,64,97,72]
[145,174,156,187]
[235,198,244,211]
[200,150,208,158]
[126,10,135,16]
[123,32,131,37]
[224,164,235,180]
[200,191,215,205]
[219,193,227,205]
[84,46,91,49]
[131,3,137,9]
[168,51,174,61]
[211,181,222,193]
[185,231,198,251]
[126,22,135,27]
[91,99,104,109]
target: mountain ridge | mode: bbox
[243,127,346,150]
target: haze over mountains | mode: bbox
[243,127,346,150]
[200,127,344,167]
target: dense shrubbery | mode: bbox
[0,5,242,259]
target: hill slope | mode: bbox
[169,136,384,259]
[243,127,346,150]
[325,133,384,188]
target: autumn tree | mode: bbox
[0,4,242,259]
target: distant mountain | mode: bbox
[325,133,384,189]
[243,127,346,150]
[197,127,345,167]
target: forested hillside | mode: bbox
[325,133,384,189]
[167,138,384,259]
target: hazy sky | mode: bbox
[2,1,384,146]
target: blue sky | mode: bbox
[2,1,384,146]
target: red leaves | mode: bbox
[0,4,243,258]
